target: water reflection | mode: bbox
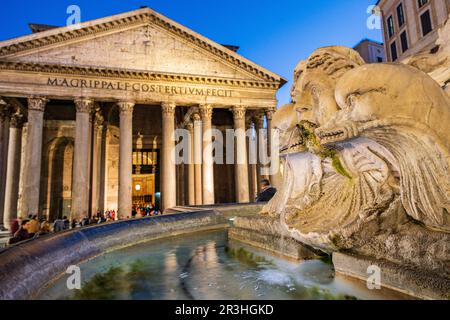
[163,251,178,300]
[38,230,412,300]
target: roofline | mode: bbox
[0,7,287,87]
[375,0,387,8]
[353,38,384,48]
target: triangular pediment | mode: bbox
[0,8,285,85]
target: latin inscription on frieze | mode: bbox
[47,77,233,97]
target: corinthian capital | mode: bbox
[10,111,25,128]
[28,96,48,112]
[161,102,176,116]
[231,106,246,120]
[254,111,265,129]
[185,121,194,131]
[199,104,213,121]
[74,98,95,113]
[117,101,135,115]
[191,112,201,122]
[0,103,12,120]
[265,107,277,120]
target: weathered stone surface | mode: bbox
[230,215,322,261]
[264,46,450,297]
[333,253,450,300]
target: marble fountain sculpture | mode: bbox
[231,44,450,299]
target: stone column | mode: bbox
[246,120,256,202]
[266,107,282,188]
[3,111,25,228]
[179,161,185,205]
[254,112,265,193]
[161,102,177,211]
[118,101,134,217]
[232,106,250,203]
[91,108,104,216]
[0,104,11,228]
[71,98,94,220]
[22,97,47,217]
[200,104,215,205]
[192,113,203,205]
[186,122,196,205]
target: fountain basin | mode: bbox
[37,230,412,300]
[0,210,227,300]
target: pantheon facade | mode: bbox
[0,8,285,228]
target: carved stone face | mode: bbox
[316,64,450,146]
[311,63,450,233]
[278,47,365,156]
[295,70,340,127]
[272,103,305,156]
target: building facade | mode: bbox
[377,0,450,61]
[0,8,285,228]
[353,38,385,63]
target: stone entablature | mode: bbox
[0,68,278,107]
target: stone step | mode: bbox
[0,231,10,239]
[166,206,207,214]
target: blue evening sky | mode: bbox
[0,0,382,106]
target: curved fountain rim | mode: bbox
[0,210,228,300]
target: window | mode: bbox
[418,0,428,8]
[420,10,433,36]
[387,15,395,38]
[400,31,409,52]
[397,3,405,27]
[390,41,398,61]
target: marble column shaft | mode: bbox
[266,108,282,188]
[118,101,134,217]
[0,105,11,227]
[3,112,25,228]
[246,120,256,202]
[254,113,265,193]
[186,123,196,206]
[232,106,250,203]
[72,98,94,220]
[193,113,203,205]
[22,97,47,217]
[161,102,177,211]
[91,109,104,215]
[200,104,215,205]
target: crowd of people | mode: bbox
[8,215,52,245]
[131,204,161,218]
[5,183,275,247]
[6,204,162,246]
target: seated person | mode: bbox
[8,220,30,245]
[256,179,277,203]
[26,215,40,237]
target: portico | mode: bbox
[0,8,285,227]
